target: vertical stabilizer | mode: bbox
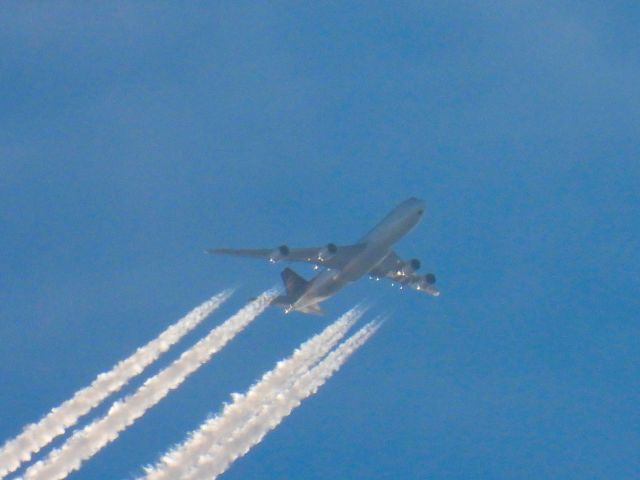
[281,268,308,297]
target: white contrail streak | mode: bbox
[141,306,364,480]
[20,291,274,480]
[0,290,231,479]
[185,319,380,480]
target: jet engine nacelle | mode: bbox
[412,273,436,290]
[269,245,290,263]
[399,258,421,276]
[317,243,338,262]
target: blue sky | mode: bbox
[1,3,638,479]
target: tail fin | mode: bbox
[281,268,308,297]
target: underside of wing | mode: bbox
[207,243,367,270]
[369,251,440,296]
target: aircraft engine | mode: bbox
[317,243,338,262]
[411,273,436,291]
[269,245,290,263]
[399,258,421,276]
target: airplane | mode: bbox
[207,197,439,315]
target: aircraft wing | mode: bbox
[207,243,367,270]
[369,251,440,296]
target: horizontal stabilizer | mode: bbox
[271,295,293,307]
[298,303,323,316]
[269,295,323,315]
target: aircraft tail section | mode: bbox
[281,267,308,297]
[298,303,323,315]
[270,295,323,316]
[269,268,322,315]
[270,294,294,310]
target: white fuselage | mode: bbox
[291,197,425,312]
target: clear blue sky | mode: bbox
[1,3,638,479]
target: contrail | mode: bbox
[141,306,364,480]
[187,319,380,480]
[19,291,274,480]
[0,290,231,479]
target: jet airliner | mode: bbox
[208,197,439,314]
